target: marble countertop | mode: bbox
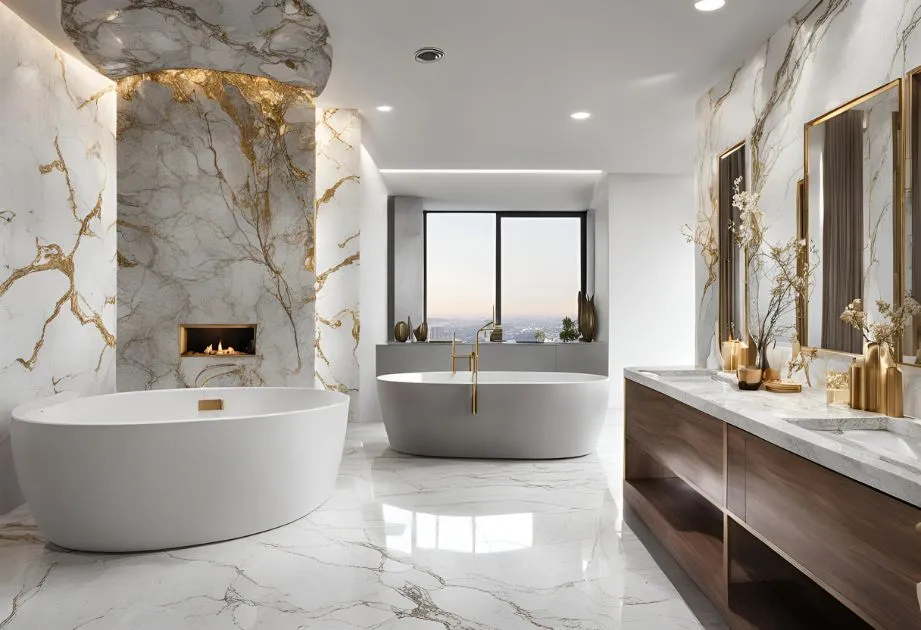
[625,367,921,509]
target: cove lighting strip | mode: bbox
[378,169,603,175]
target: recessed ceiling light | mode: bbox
[695,0,726,11]
[414,47,445,64]
[376,105,393,112]
[379,169,603,175]
[570,112,591,120]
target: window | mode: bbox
[425,212,586,342]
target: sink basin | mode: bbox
[637,370,715,383]
[839,430,921,461]
[784,417,921,468]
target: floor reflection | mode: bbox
[382,505,534,554]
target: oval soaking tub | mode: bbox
[11,388,348,552]
[378,372,609,459]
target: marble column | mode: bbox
[116,70,317,390]
[313,109,362,419]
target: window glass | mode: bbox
[425,213,497,342]
[500,217,581,342]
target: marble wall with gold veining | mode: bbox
[116,69,317,390]
[314,109,362,420]
[0,5,117,512]
[694,0,921,366]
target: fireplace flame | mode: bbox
[202,341,238,356]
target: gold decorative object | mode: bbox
[577,291,597,342]
[879,342,897,415]
[394,320,410,343]
[413,321,429,342]
[862,342,881,412]
[721,337,748,372]
[489,325,503,342]
[886,366,904,418]
[765,381,802,394]
[849,358,864,410]
[825,371,850,404]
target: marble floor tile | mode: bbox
[0,412,725,629]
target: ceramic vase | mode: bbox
[413,321,429,342]
[578,291,597,342]
[879,342,897,415]
[394,320,410,343]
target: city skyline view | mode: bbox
[426,213,582,322]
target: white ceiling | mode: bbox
[6,0,807,209]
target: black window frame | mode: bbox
[422,210,588,324]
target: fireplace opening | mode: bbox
[180,324,257,357]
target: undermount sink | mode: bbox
[785,417,921,467]
[638,370,715,382]
[840,431,921,461]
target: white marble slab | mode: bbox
[626,367,921,508]
[0,418,718,629]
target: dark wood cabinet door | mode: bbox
[743,433,921,630]
[625,381,724,506]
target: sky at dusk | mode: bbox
[426,214,580,320]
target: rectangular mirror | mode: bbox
[718,141,747,345]
[802,80,902,355]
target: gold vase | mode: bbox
[879,342,896,414]
[886,366,904,418]
[394,320,410,343]
[413,321,429,342]
[862,342,881,412]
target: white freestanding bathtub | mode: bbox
[11,388,349,552]
[378,372,610,459]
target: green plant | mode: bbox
[559,316,579,342]
[534,329,546,342]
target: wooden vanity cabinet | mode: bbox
[625,380,921,629]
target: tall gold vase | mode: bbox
[862,342,881,412]
[879,342,899,416]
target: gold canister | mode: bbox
[879,342,896,415]
[849,359,863,410]
[862,343,881,412]
[886,366,904,418]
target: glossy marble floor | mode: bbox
[0,413,725,629]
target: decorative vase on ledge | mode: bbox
[578,291,596,342]
[394,320,410,343]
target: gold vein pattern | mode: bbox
[694,0,857,365]
[116,69,317,390]
[314,109,362,419]
[0,4,117,513]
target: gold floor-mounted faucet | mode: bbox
[450,307,498,414]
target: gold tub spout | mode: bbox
[448,306,499,414]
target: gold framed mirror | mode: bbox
[717,141,748,346]
[800,79,903,356]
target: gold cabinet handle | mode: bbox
[916,522,921,535]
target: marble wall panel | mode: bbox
[313,108,362,420]
[61,0,331,94]
[116,69,316,390]
[0,5,117,513]
[694,0,921,366]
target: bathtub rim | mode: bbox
[378,371,608,385]
[11,387,349,428]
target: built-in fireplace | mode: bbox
[179,324,257,357]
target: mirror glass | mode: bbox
[718,142,747,344]
[804,81,901,354]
